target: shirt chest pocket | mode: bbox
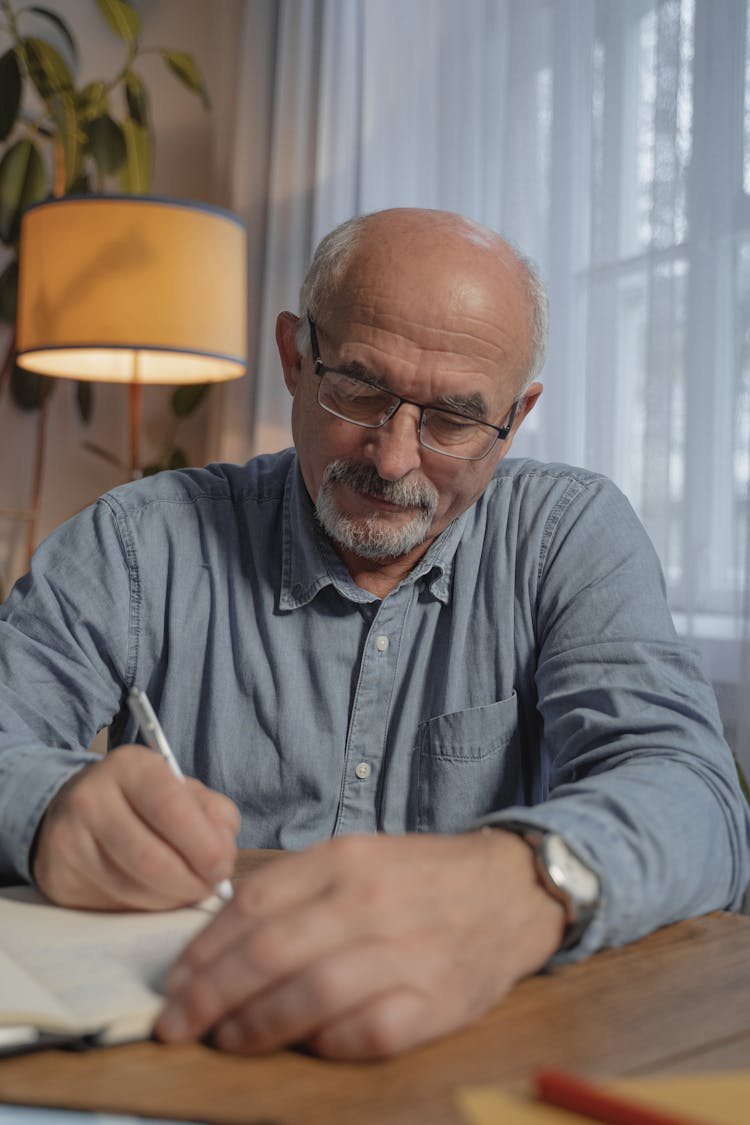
[413,692,522,833]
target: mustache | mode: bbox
[321,460,439,514]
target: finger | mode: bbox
[155,832,542,1057]
[99,817,212,908]
[187,783,241,879]
[34,748,234,910]
[33,781,134,910]
[118,758,236,890]
[158,938,416,1054]
[162,831,465,995]
[212,942,426,1055]
[165,845,339,974]
[160,889,357,1026]
[158,882,471,1051]
[207,833,381,930]
[162,835,392,990]
[34,772,211,910]
[309,989,442,1060]
[77,782,218,909]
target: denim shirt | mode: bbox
[0,450,747,960]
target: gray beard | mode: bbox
[315,459,439,561]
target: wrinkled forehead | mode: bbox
[319,224,533,384]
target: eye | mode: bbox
[323,371,392,419]
[425,410,478,442]
[334,374,384,402]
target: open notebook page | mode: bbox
[0,887,218,1043]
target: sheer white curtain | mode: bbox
[213,0,750,774]
[210,0,518,457]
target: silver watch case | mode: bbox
[505,825,600,950]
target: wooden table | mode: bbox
[1,852,749,1125]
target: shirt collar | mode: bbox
[279,457,467,609]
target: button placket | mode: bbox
[334,587,413,835]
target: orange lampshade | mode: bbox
[16,195,247,385]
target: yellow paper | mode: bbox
[457,1086,582,1125]
[457,1071,750,1125]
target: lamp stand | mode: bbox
[129,380,143,480]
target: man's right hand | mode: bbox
[32,744,240,911]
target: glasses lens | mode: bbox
[316,366,503,461]
[319,371,396,425]
[422,408,497,459]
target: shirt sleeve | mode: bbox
[486,474,750,961]
[0,497,134,883]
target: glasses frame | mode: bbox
[306,314,519,462]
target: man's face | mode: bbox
[277,220,541,579]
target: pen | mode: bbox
[535,1070,715,1125]
[127,687,234,903]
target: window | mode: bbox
[569,1,748,634]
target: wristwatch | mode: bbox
[500,824,601,951]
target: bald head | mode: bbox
[297,208,548,392]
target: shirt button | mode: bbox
[375,634,389,652]
[354,761,371,780]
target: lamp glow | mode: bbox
[16,195,248,474]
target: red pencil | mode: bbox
[535,1069,717,1125]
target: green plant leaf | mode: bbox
[94,0,141,44]
[10,364,55,411]
[171,382,210,418]
[21,36,74,101]
[143,447,189,476]
[160,50,210,109]
[48,90,82,190]
[86,113,127,177]
[82,440,123,469]
[76,80,109,122]
[168,446,189,469]
[0,49,22,142]
[0,138,48,244]
[0,257,19,322]
[118,117,151,193]
[26,6,79,65]
[124,69,149,128]
[76,379,93,423]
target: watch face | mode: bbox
[543,834,600,905]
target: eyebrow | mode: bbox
[330,361,491,421]
[334,359,381,384]
[437,391,490,419]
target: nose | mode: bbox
[364,403,423,481]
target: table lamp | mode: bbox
[15,195,248,477]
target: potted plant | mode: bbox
[0,0,211,593]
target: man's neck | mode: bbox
[334,541,431,598]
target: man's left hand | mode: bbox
[155,830,565,1059]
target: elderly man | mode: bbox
[0,208,747,1060]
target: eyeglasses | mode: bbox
[307,314,519,461]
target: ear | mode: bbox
[497,382,543,459]
[276,312,303,395]
[513,382,543,432]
